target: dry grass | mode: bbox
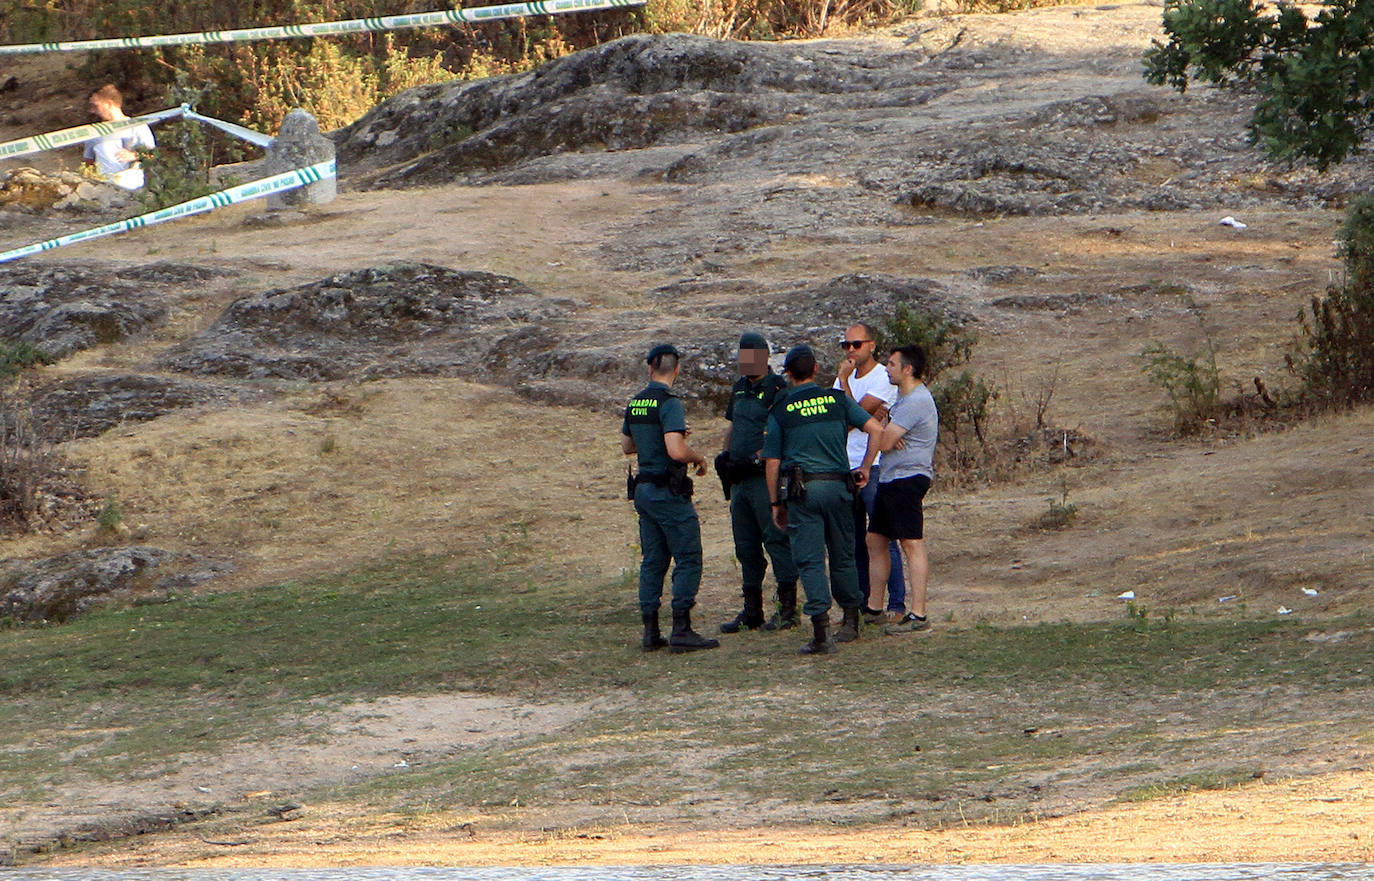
[64,378,700,590]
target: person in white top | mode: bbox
[83,84,156,191]
[832,321,905,623]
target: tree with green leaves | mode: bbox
[1144,0,1374,170]
[1147,1,1374,412]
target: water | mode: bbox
[6,866,1372,881]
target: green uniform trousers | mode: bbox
[729,474,798,589]
[634,482,703,615]
[784,479,864,618]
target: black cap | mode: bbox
[646,343,680,364]
[782,344,814,372]
[738,331,768,351]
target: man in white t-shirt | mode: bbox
[83,84,156,191]
[833,321,905,624]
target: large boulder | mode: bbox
[0,547,229,623]
[158,262,576,382]
[0,167,134,214]
[334,33,941,188]
[0,264,169,360]
[28,373,267,440]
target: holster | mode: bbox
[713,451,734,501]
[783,464,808,504]
[626,463,638,500]
[666,460,694,498]
[715,452,764,500]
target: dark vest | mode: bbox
[624,384,676,475]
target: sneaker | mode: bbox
[861,606,885,624]
[884,612,931,634]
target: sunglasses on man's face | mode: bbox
[840,339,871,350]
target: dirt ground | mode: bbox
[38,769,1374,866]
[4,0,1374,866]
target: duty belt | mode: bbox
[803,471,851,483]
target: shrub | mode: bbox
[1286,194,1374,410]
[0,388,56,533]
[0,1,645,134]
[1139,300,1221,435]
[1031,478,1077,531]
[128,74,247,210]
[96,494,123,533]
[878,305,1091,485]
[880,304,1007,482]
[876,303,974,385]
[0,341,52,382]
[640,0,924,39]
[953,0,1074,11]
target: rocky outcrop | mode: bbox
[111,262,240,286]
[0,264,168,360]
[156,260,964,411]
[158,262,576,382]
[0,547,229,623]
[28,373,266,440]
[0,167,134,214]
[335,33,943,188]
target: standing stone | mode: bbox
[263,109,336,210]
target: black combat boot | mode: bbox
[798,613,834,655]
[641,611,667,652]
[719,585,765,633]
[761,582,799,631]
[833,606,862,643]
[669,609,720,654]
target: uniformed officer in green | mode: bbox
[763,344,883,654]
[621,343,720,654]
[717,331,800,633]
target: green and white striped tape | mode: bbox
[0,158,334,264]
[183,109,275,147]
[0,107,185,161]
[0,105,272,162]
[0,0,644,55]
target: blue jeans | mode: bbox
[855,463,905,610]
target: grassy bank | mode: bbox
[4,557,1372,851]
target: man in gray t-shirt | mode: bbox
[866,344,940,633]
[878,382,937,483]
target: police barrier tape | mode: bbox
[0,158,335,264]
[183,109,275,148]
[0,105,273,162]
[0,108,185,161]
[0,0,645,55]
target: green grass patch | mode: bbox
[2,556,1371,826]
[1120,768,1261,802]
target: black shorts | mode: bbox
[868,474,932,540]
